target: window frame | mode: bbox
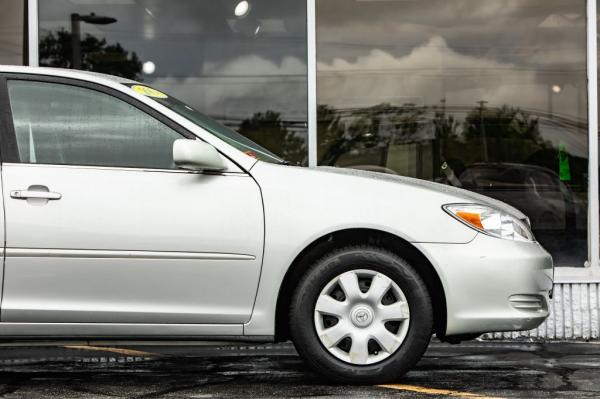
[0,72,199,170]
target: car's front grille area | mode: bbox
[509,295,546,312]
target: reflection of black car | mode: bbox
[458,163,585,232]
[457,162,587,266]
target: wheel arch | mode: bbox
[274,228,447,342]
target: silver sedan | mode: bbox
[0,66,553,383]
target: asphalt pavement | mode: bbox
[0,340,595,398]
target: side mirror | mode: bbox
[173,139,226,172]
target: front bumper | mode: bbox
[414,233,553,336]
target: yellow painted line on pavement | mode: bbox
[378,384,503,399]
[63,345,159,357]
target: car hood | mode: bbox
[315,166,528,220]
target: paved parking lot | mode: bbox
[0,340,596,398]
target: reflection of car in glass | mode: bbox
[0,66,553,384]
[457,163,585,233]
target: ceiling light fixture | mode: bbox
[234,1,251,18]
[142,61,156,75]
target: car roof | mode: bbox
[0,65,139,85]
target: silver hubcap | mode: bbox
[313,269,410,365]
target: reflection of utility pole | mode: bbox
[435,98,447,181]
[70,13,117,69]
[548,84,553,120]
[477,100,489,162]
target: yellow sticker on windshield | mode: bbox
[131,85,168,99]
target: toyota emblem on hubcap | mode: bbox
[351,306,374,327]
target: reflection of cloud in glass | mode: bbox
[317,35,584,120]
[204,54,306,76]
[319,36,504,72]
[146,55,307,122]
[317,0,585,69]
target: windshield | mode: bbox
[124,84,284,164]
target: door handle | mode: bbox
[10,190,62,200]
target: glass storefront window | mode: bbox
[0,0,25,65]
[38,0,308,165]
[316,0,588,266]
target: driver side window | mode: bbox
[7,80,183,169]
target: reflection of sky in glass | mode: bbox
[317,0,586,122]
[39,0,308,122]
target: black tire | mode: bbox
[289,245,433,384]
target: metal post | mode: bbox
[587,0,599,271]
[27,0,38,66]
[307,0,317,167]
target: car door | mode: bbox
[0,75,264,325]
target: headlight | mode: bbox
[443,204,534,242]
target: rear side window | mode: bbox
[6,80,183,169]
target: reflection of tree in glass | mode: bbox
[462,105,549,164]
[430,103,462,179]
[464,105,541,141]
[385,103,426,143]
[432,105,460,142]
[317,102,559,177]
[238,111,306,165]
[316,105,343,160]
[317,104,374,166]
[318,103,429,166]
[39,29,142,80]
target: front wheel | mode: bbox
[289,245,433,384]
